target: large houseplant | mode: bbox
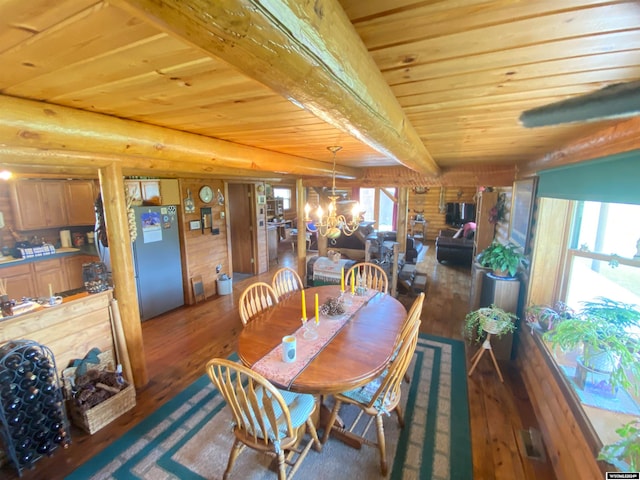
[543,297,640,394]
[477,241,527,277]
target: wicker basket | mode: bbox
[63,350,136,434]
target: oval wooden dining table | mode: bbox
[237,284,408,395]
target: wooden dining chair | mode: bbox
[238,282,279,326]
[345,262,389,294]
[206,358,322,480]
[321,320,421,476]
[398,292,424,383]
[272,267,304,300]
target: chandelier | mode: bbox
[304,146,361,239]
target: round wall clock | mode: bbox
[199,185,213,203]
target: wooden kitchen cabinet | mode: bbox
[10,179,96,230]
[64,254,99,290]
[0,253,99,300]
[1,263,37,300]
[34,258,67,297]
[65,181,96,225]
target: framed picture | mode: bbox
[189,220,201,231]
[509,178,537,250]
[257,194,266,205]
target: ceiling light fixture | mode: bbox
[305,146,360,239]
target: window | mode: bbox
[273,187,292,210]
[549,201,640,448]
[359,187,396,231]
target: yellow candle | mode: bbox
[301,290,306,319]
[340,267,345,292]
[351,272,355,294]
[48,283,53,297]
[314,293,319,324]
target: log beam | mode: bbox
[115,0,439,175]
[98,163,149,388]
[522,116,640,175]
[0,95,358,179]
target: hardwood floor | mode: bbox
[3,240,557,479]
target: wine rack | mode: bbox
[0,340,71,476]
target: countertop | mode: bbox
[0,243,99,268]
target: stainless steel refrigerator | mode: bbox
[132,205,184,321]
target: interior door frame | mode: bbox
[227,182,258,275]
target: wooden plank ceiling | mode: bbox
[0,0,638,184]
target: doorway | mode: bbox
[227,183,255,278]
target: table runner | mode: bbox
[251,289,378,389]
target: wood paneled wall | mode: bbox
[516,332,603,480]
[179,178,229,302]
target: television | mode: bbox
[445,202,476,227]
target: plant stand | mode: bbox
[468,333,504,382]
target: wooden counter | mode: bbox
[0,290,114,375]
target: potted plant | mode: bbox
[524,301,576,333]
[543,297,640,395]
[464,304,518,342]
[598,419,640,472]
[477,241,527,277]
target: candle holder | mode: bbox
[300,317,318,340]
[342,291,354,306]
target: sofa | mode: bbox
[435,224,475,265]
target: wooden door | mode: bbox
[228,184,254,274]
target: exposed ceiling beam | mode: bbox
[115,0,440,176]
[0,95,358,179]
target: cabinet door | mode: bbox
[65,181,96,225]
[1,263,36,300]
[40,182,68,227]
[33,258,67,296]
[63,255,98,290]
[9,182,46,230]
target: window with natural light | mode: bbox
[359,187,396,231]
[273,187,292,210]
[547,201,640,451]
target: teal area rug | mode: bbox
[66,334,472,479]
